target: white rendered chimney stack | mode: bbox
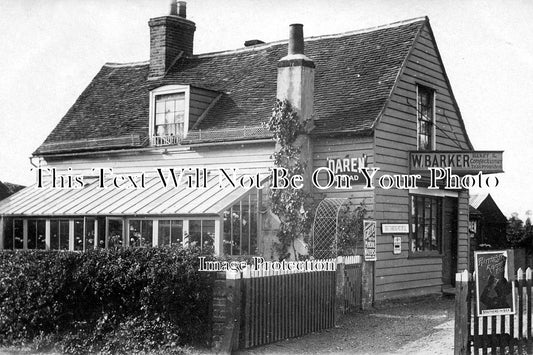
[276,24,315,126]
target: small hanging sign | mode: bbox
[363,220,377,261]
[393,236,402,255]
[382,223,409,234]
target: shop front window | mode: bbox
[410,195,442,254]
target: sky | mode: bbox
[0,0,531,218]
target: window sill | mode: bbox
[151,135,183,146]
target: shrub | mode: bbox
[0,246,215,352]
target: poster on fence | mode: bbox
[475,250,515,316]
[363,220,376,261]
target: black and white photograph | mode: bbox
[0,0,532,354]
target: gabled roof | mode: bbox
[35,17,429,155]
[469,193,507,224]
[0,181,25,201]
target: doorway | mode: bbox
[442,197,458,286]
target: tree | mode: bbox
[507,212,533,251]
[507,212,525,247]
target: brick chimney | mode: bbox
[148,1,195,79]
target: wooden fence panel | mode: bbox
[456,267,533,355]
[237,257,353,349]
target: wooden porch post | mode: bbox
[454,269,471,355]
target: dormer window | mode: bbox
[149,85,190,146]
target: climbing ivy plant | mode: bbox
[337,198,367,256]
[265,99,313,260]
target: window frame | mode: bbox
[157,219,184,247]
[106,217,125,249]
[223,189,260,256]
[1,216,222,253]
[49,219,71,250]
[408,193,443,258]
[416,84,436,151]
[149,85,190,145]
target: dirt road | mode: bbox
[236,295,455,355]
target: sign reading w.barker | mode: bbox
[409,151,503,174]
[475,251,515,316]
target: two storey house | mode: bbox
[0,1,474,301]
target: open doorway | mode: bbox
[442,197,458,286]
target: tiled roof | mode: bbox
[35,17,427,154]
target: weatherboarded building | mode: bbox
[0,2,474,302]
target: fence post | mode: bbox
[212,270,242,354]
[212,272,228,350]
[361,259,374,310]
[455,269,471,355]
[335,256,346,315]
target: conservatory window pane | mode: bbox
[85,218,96,250]
[27,220,36,249]
[159,220,171,246]
[170,220,182,246]
[74,219,84,251]
[59,220,69,250]
[189,220,202,247]
[202,220,215,250]
[108,219,123,248]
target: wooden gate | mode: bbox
[239,260,337,348]
[211,256,366,352]
[455,268,533,354]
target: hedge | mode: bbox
[0,247,215,353]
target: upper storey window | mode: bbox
[149,85,190,146]
[417,85,435,151]
[155,93,185,138]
